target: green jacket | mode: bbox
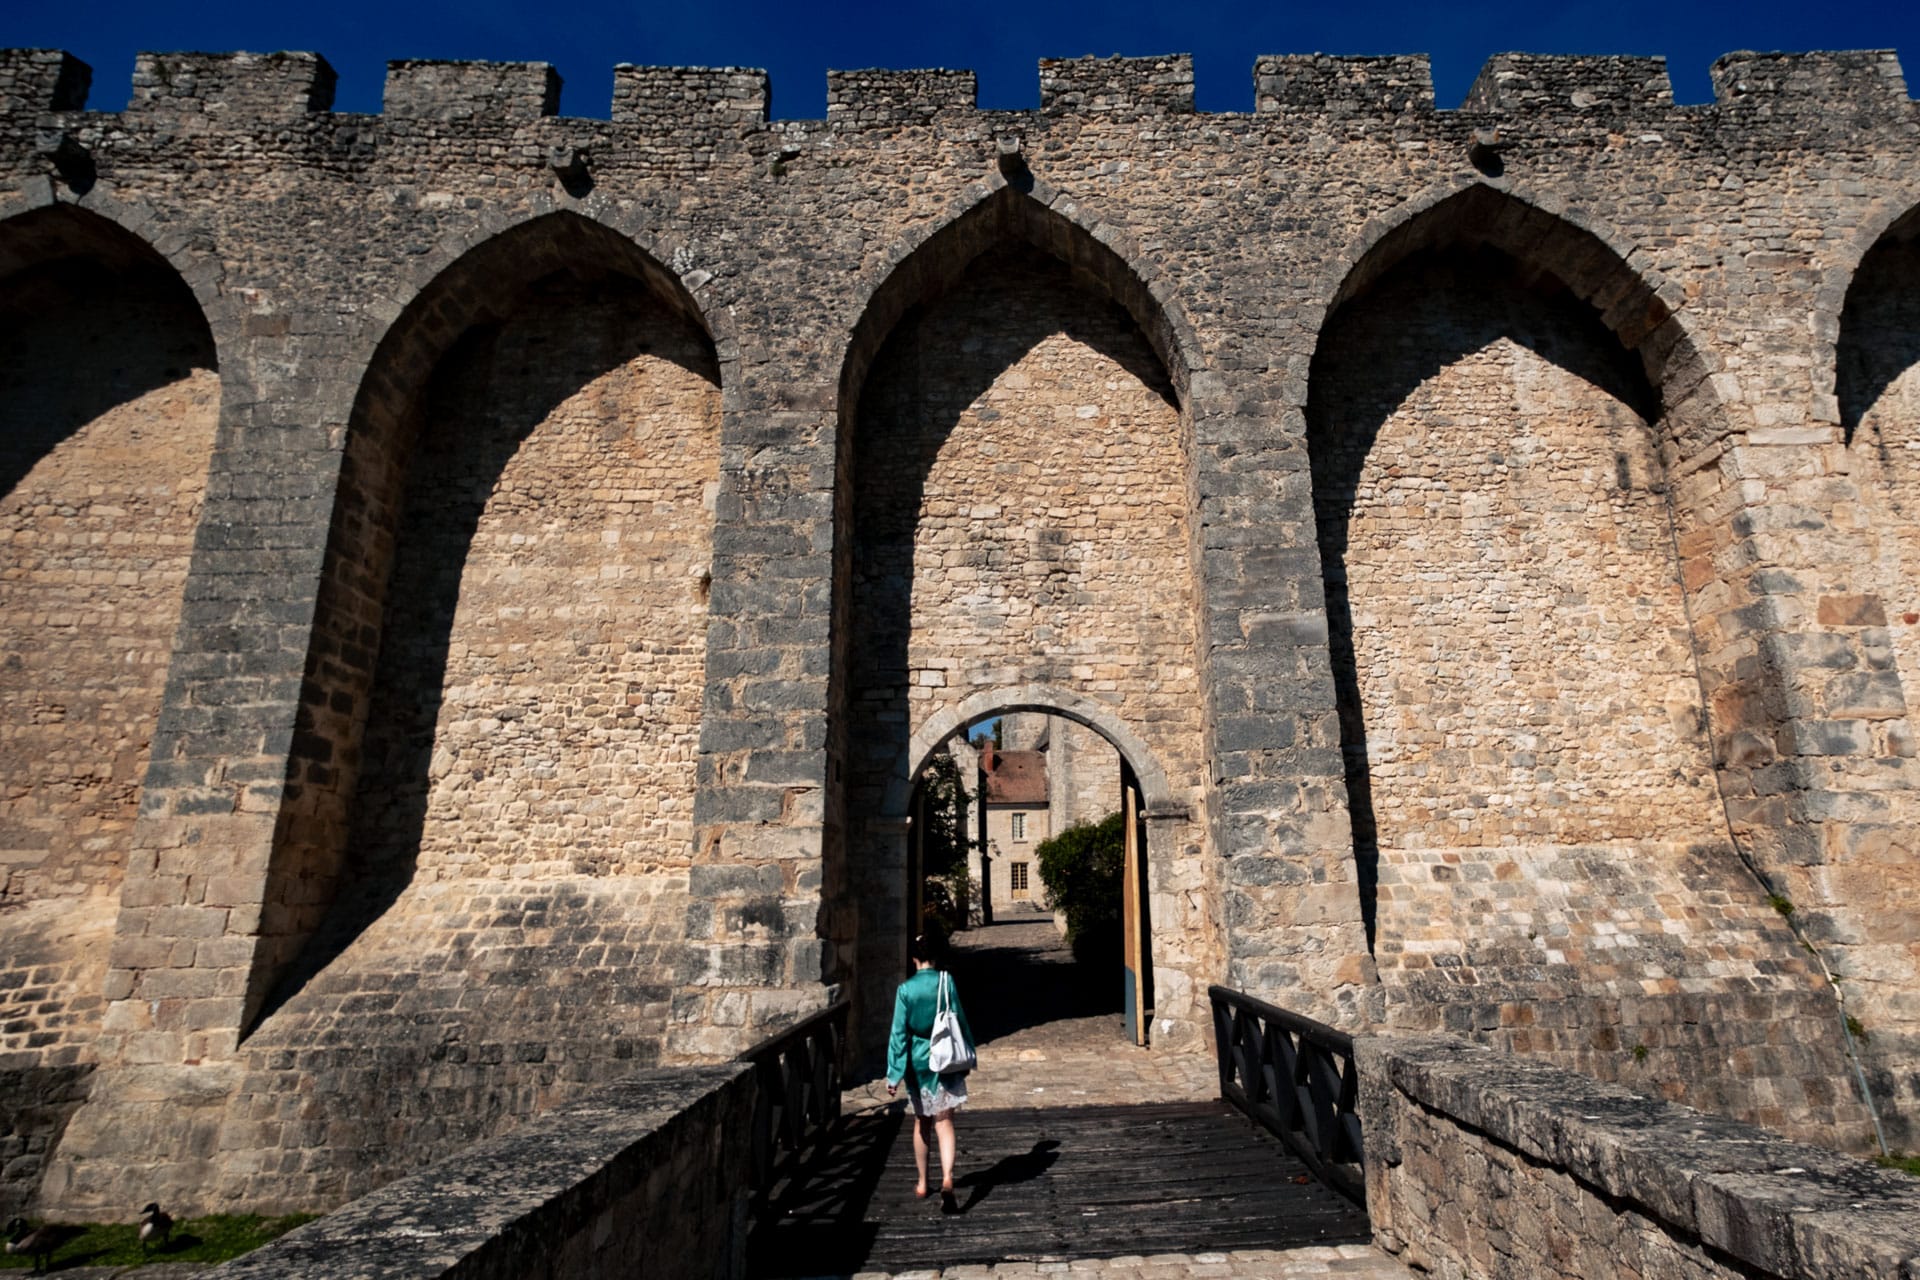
[886,967,974,1088]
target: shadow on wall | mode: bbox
[256,269,718,1022]
[1836,213,1920,448]
[1306,246,1660,948]
[851,242,1176,735]
[0,258,214,500]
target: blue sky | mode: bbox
[7,0,1917,118]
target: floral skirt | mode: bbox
[906,1071,968,1118]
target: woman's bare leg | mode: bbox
[934,1113,958,1191]
[912,1116,931,1196]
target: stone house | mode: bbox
[977,744,1051,911]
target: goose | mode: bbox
[4,1217,76,1275]
[138,1202,174,1254]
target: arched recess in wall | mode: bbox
[1305,183,1743,1010]
[248,211,722,1057]
[829,183,1211,1053]
[0,203,221,1066]
[1836,202,1920,773]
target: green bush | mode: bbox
[1035,812,1125,962]
[918,753,979,930]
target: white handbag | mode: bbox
[926,972,976,1075]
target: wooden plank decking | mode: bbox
[748,1100,1371,1275]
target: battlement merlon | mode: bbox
[1039,54,1194,117]
[826,69,976,126]
[1711,49,1910,111]
[1463,54,1672,113]
[613,66,769,129]
[384,59,560,121]
[129,52,336,118]
[0,49,91,114]
[0,47,1916,135]
[1255,55,1435,115]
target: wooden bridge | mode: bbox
[743,988,1369,1274]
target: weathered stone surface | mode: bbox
[1358,1035,1920,1280]
[0,42,1916,1215]
[204,1062,752,1280]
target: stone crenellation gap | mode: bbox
[0,46,1911,132]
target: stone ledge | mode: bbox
[1357,1035,1920,1280]
[205,1062,752,1280]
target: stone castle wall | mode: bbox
[0,43,1917,1213]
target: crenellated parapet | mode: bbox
[613,65,768,129]
[1254,55,1434,116]
[1710,48,1911,113]
[382,58,559,122]
[1039,54,1194,118]
[0,46,1914,142]
[0,48,90,114]
[129,51,336,119]
[826,69,975,127]
[1461,53,1673,113]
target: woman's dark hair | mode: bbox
[909,927,948,967]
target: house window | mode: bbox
[1011,812,1027,841]
[1011,861,1030,899]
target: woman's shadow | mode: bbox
[952,1138,1060,1214]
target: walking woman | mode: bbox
[885,931,974,1211]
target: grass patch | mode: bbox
[2,1213,317,1270]
[1877,1153,1920,1177]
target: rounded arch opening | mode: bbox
[0,202,221,1069]
[901,692,1167,1053]
[891,684,1175,820]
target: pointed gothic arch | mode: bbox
[826,178,1210,1059]
[1835,198,1920,443]
[0,199,224,1069]
[836,179,1203,420]
[0,191,232,349]
[250,209,725,1030]
[1310,181,1722,451]
[1304,177,1752,1034]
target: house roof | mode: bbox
[982,748,1048,805]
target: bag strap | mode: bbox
[936,971,950,1015]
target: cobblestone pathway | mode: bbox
[850,1244,1411,1278]
[915,915,1216,1109]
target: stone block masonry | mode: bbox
[1359,1035,1920,1280]
[205,1062,755,1280]
[0,40,1917,1214]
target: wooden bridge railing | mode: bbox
[1209,985,1365,1206]
[742,998,849,1219]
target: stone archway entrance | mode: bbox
[891,687,1186,1050]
